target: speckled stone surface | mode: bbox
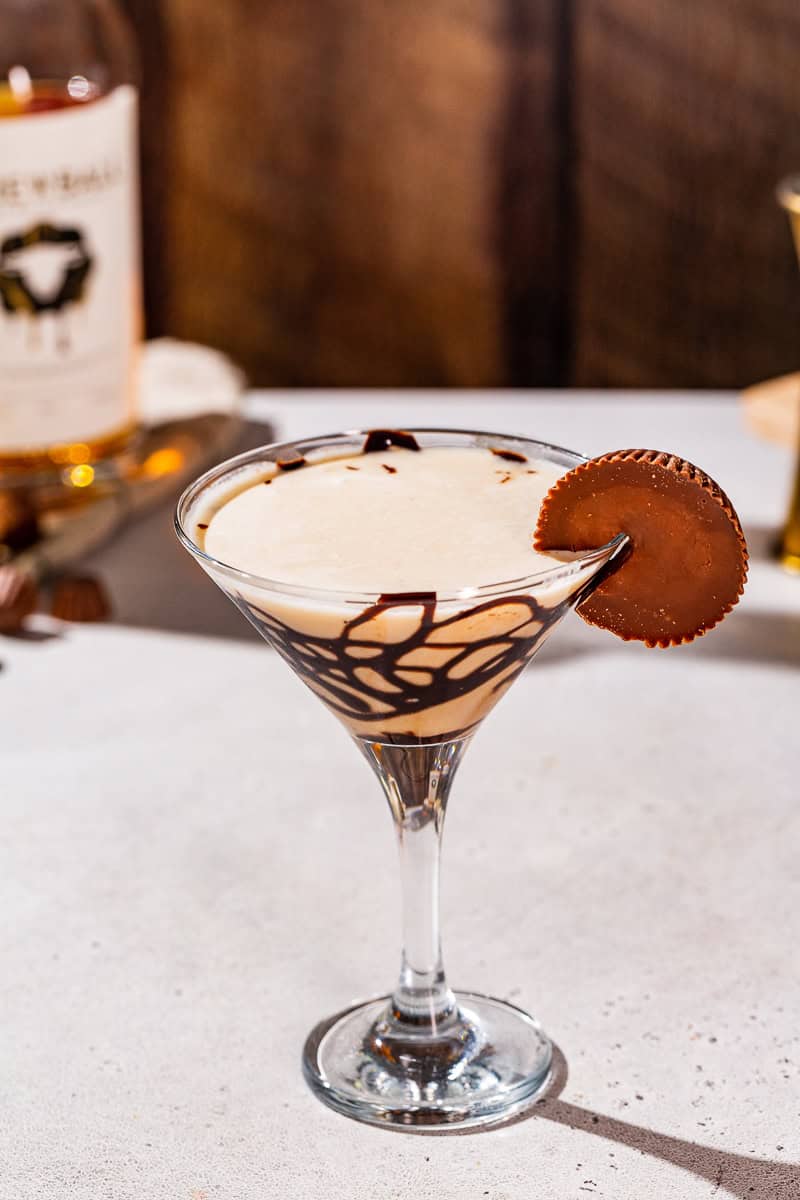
[1,394,798,1199]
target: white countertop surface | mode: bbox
[2,392,799,1199]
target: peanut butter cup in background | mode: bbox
[534,449,748,647]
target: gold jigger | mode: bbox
[776,176,800,573]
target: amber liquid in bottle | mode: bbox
[0,78,139,472]
[0,79,89,116]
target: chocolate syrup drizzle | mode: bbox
[208,430,574,742]
[363,430,421,453]
[235,589,572,741]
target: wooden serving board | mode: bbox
[5,340,249,581]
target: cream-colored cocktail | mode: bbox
[190,441,604,743]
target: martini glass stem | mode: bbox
[360,737,470,1030]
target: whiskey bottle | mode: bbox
[0,0,141,471]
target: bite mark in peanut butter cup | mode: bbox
[363,429,421,454]
[533,449,748,647]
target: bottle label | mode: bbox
[0,86,139,453]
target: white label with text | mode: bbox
[0,86,140,452]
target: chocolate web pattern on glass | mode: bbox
[234,590,571,739]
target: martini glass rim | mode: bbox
[174,426,627,605]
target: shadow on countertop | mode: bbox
[536,605,800,672]
[535,520,800,672]
[363,1045,798,1196]
[526,1048,800,1199]
[84,418,274,643]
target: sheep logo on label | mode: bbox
[0,221,94,352]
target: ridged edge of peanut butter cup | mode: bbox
[533,448,749,647]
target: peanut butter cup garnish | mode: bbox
[51,575,112,623]
[533,449,748,647]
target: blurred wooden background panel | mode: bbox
[572,0,800,387]
[126,0,800,387]
[126,0,564,386]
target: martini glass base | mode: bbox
[302,992,553,1131]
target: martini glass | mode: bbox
[176,428,625,1131]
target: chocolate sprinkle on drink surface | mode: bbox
[277,456,306,471]
[491,447,528,463]
[363,429,421,454]
[534,449,748,647]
